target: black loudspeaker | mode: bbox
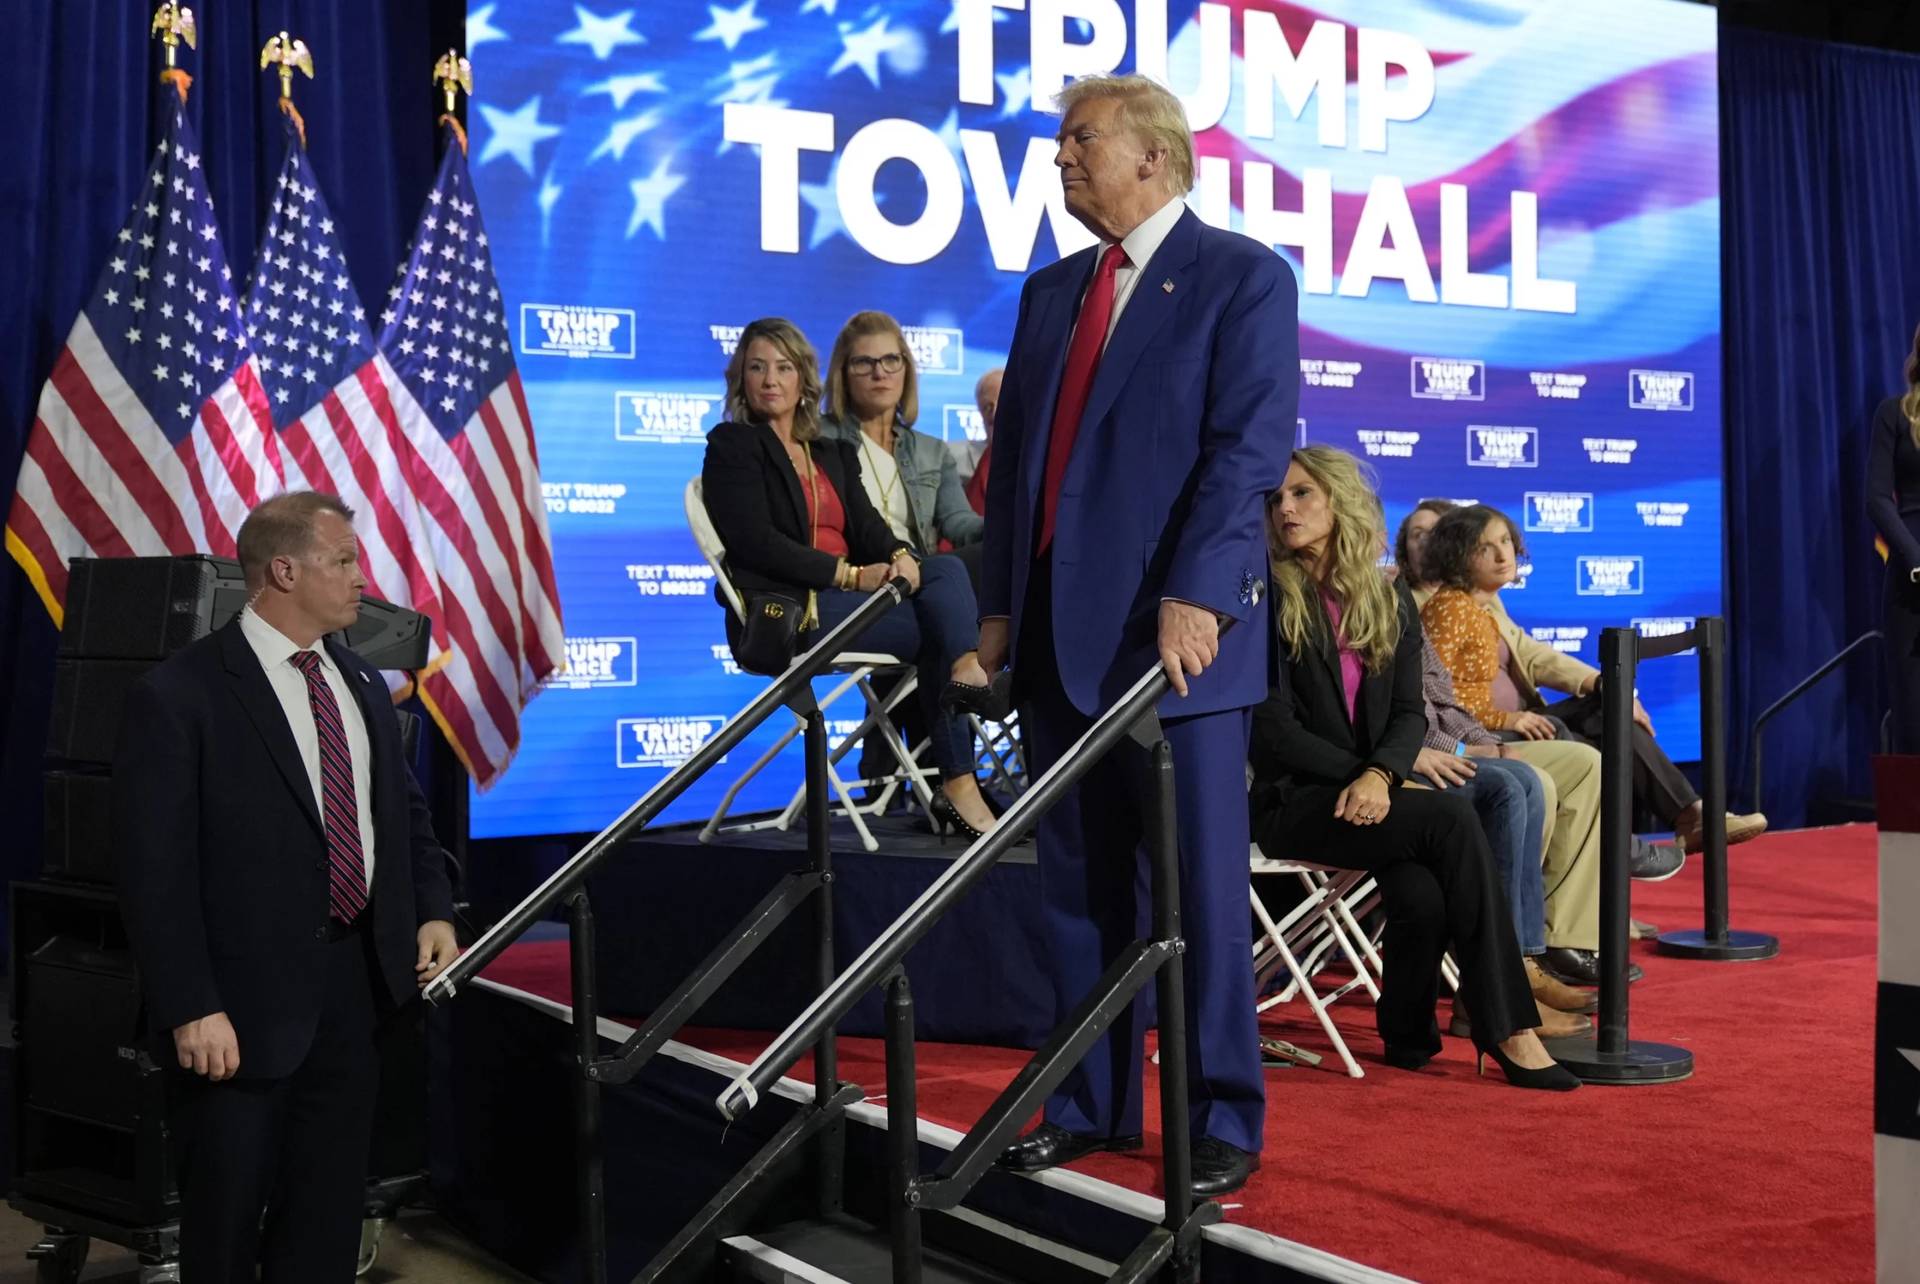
[47,658,155,767]
[60,555,248,660]
[42,770,115,884]
[9,882,178,1226]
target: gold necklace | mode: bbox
[858,429,902,516]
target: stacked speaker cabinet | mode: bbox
[13,556,433,1282]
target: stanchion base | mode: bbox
[1549,1035,1694,1085]
[1654,928,1780,961]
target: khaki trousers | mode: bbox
[1504,739,1602,951]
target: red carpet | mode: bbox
[482,824,1876,1283]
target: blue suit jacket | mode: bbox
[981,206,1300,716]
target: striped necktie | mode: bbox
[292,651,369,923]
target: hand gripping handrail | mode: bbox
[423,581,909,1006]
[715,619,1237,1121]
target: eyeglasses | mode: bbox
[848,352,905,377]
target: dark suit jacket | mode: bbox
[701,418,903,600]
[1248,581,1426,830]
[113,621,455,1080]
[981,205,1299,716]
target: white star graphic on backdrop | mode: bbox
[589,110,662,162]
[558,5,646,60]
[477,96,564,175]
[707,53,781,105]
[798,155,884,250]
[695,0,769,51]
[584,71,666,108]
[800,0,837,12]
[997,65,1032,118]
[626,157,687,239]
[1903,1047,1920,1107]
[467,2,508,48]
[831,16,911,87]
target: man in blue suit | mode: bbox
[980,73,1298,1198]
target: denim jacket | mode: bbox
[821,413,984,554]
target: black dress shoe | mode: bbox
[1539,946,1644,987]
[996,1122,1142,1173]
[1190,1137,1259,1197]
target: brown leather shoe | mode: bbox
[1533,1000,1591,1039]
[1676,810,1768,854]
[1525,956,1598,1014]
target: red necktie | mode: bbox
[1038,242,1128,554]
[292,651,369,923]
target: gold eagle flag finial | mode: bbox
[151,2,197,100]
[260,31,316,147]
[151,2,197,67]
[433,49,474,152]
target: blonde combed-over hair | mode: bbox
[1053,73,1196,196]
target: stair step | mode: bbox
[722,1212,1042,1284]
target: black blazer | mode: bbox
[701,419,902,599]
[1868,395,1920,572]
[113,622,456,1079]
[1249,580,1426,828]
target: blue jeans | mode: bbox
[1416,756,1548,955]
[813,553,978,778]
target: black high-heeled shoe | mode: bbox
[941,671,1015,721]
[928,791,985,842]
[1475,1041,1581,1091]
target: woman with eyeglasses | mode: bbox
[1251,447,1578,1089]
[821,312,986,574]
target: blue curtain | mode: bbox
[1722,27,1920,826]
[0,2,461,925]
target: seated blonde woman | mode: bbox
[1252,446,1577,1089]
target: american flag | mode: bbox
[374,125,563,788]
[241,124,449,669]
[5,92,280,619]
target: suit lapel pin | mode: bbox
[1162,279,1175,293]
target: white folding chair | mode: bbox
[1249,849,1382,1079]
[685,477,936,851]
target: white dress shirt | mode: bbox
[1098,195,1188,349]
[853,431,915,545]
[240,608,377,886]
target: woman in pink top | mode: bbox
[1250,447,1576,1090]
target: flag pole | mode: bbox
[151,2,197,101]
[260,31,316,149]
[434,49,473,153]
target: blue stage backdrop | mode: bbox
[464,0,1721,840]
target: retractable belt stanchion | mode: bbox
[1548,627,1694,1085]
[1657,616,1780,961]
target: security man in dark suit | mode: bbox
[114,490,458,1282]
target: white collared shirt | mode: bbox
[1098,195,1188,349]
[239,607,377,886]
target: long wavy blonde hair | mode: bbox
[1904,322,1920,445]
[1270,445,1401,672]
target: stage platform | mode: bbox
[453,820,1876,1282]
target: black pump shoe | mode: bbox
[1476,1042,1581,1091]
[928,791,984,842]
[941,671,1015,721]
